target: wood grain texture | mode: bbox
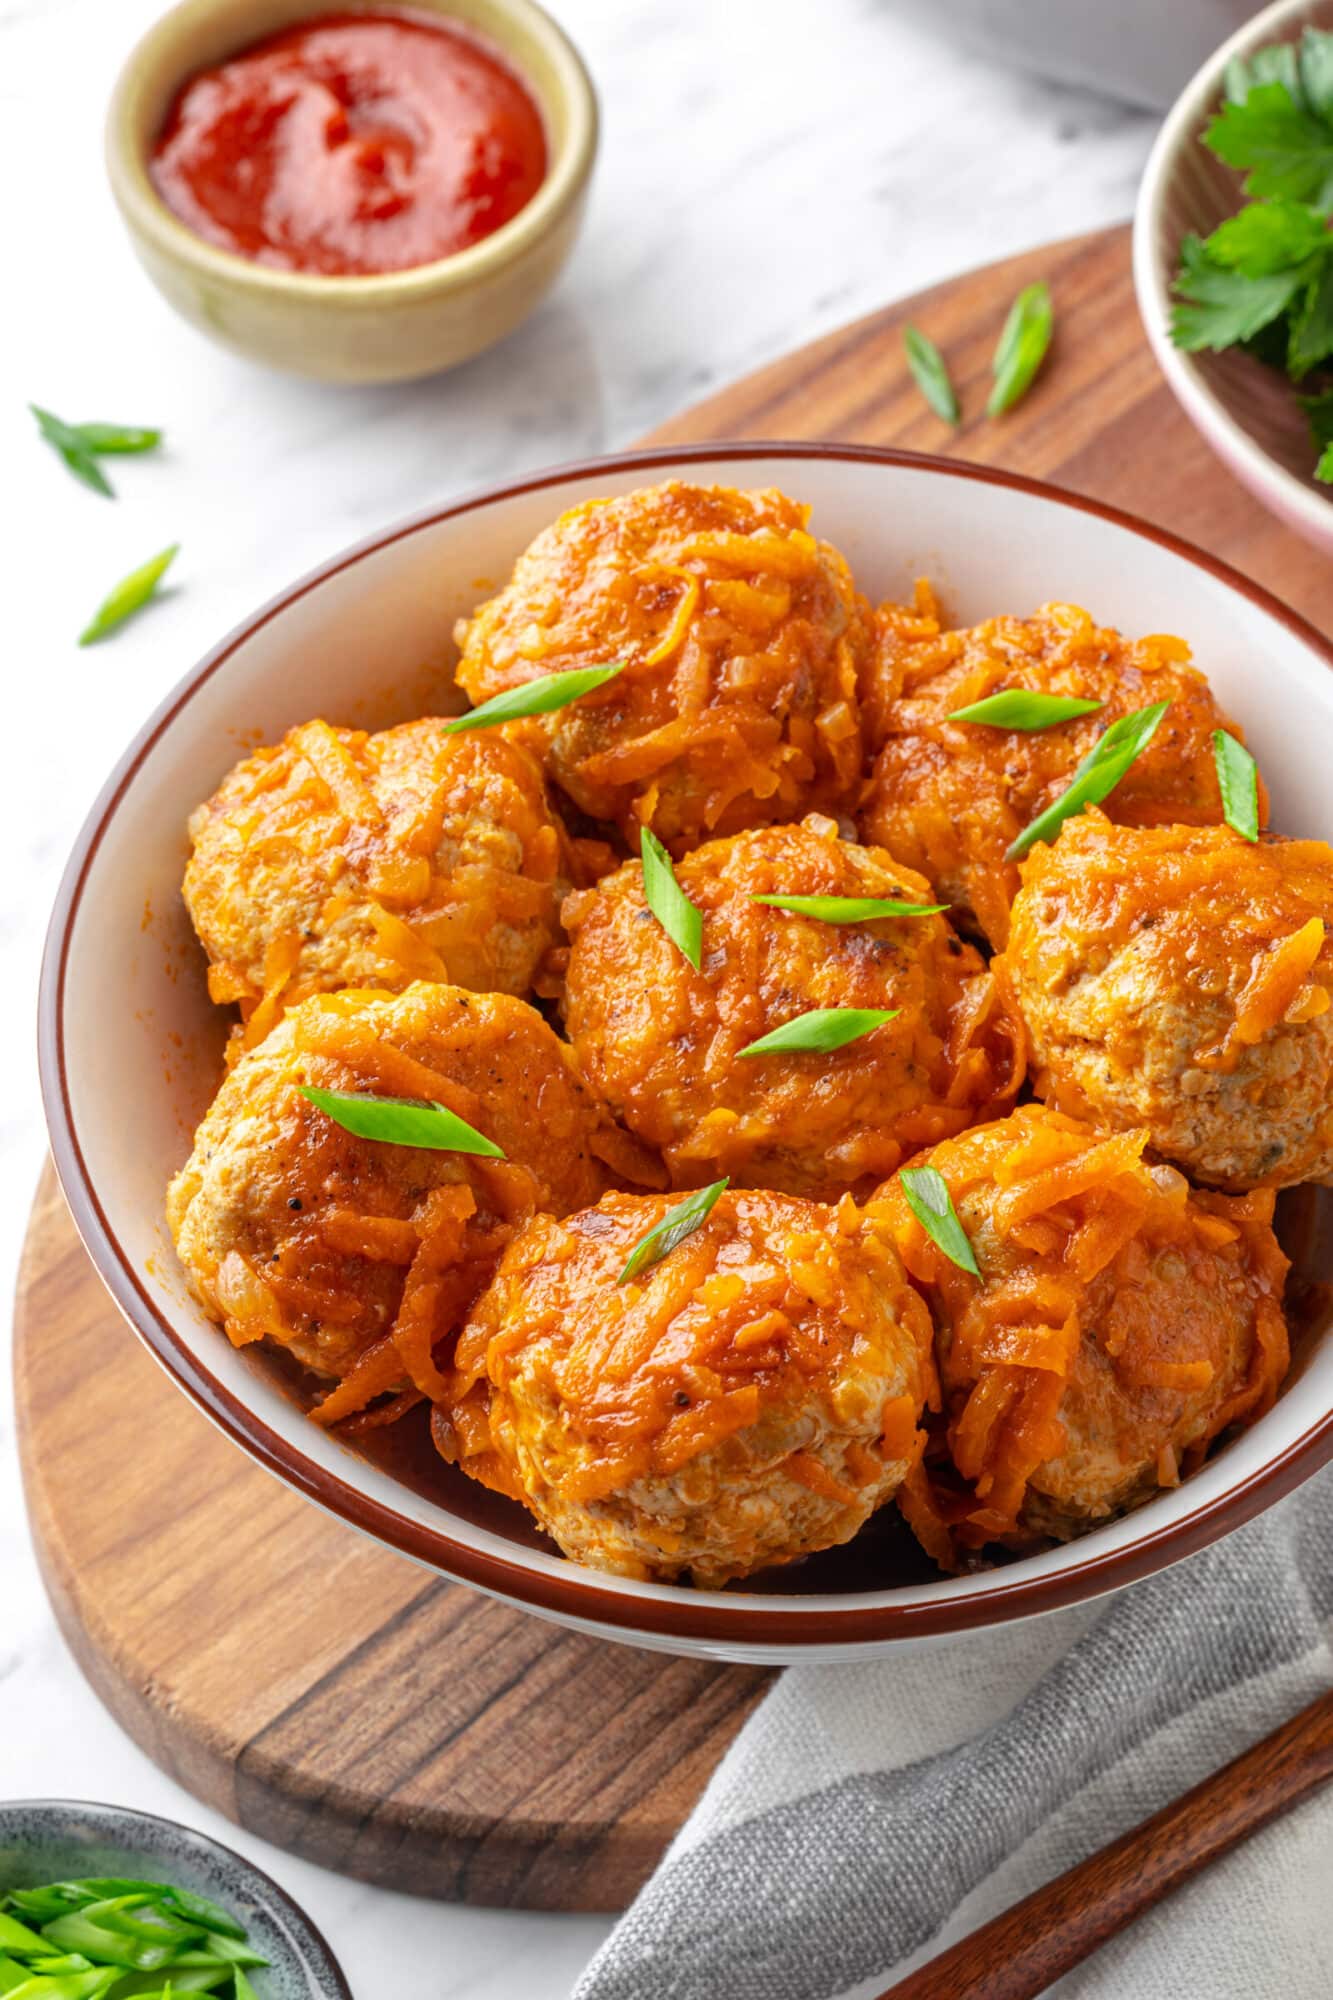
[874,1690,1333,2000]
[16,223,1333,1911]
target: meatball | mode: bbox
[167,983,623,1421]
[454,481,869,854]
[870,1105,1290,1557]
[1000,814,1333,1190]
[183,718,566,1054]
[562,815,1024,1200]
[857,594,1259,947]
[434,1187,936,1585]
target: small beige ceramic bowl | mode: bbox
[1133,0,1333,556]
[106,0,598,384]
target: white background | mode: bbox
[0,3,1163,1993]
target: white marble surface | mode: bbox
[0,3,1159,1992]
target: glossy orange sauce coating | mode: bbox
[871,1105,1290,1559]
[455,483,871,854]
[166,985,633,1418]
[151,11,546,276]
[184,718,567,1055]
[858,591,1261,947]
[434,1187,935,1582]
[1002,816,1333,1189]
[562,816,1025,1199]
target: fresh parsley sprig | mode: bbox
[1171,27,1333,483]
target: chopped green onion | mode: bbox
[947,689,1103,730]
[30,406,114,498]
[899,1166,980,1277]
[986,281,1054,416]
[1213,729,1260,842]
[300,1085,504,1158]
[78,545,179,647]
[618,1179,729,1285]
[1006,700,1169,862]
[68,423,162,456]
[0,1917,47,1957]
[441,662,623,735]
[736,1007,899,1058]
[641,827,703,969]
[750,894,947,921]
[903,324,960,424]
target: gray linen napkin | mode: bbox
[575,1464,1333,2000]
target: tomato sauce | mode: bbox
[150,11,547,277]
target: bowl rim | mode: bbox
[38,438,1333,1650]
[0,1797,352,1996]
[1132,0,1332,547]
[104,0,599,303]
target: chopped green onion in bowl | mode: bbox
[0,1877,268,2000]
[750,894,947,922]
[641,827,703,968]
[1006,701,1169,862]
[947,689,1103,730]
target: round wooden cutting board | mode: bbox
[16,224,1333,1912]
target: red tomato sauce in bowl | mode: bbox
[150,10,548,277]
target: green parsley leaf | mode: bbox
[1318,438,1333,481]
[31,405,114,498]
[1299,27,1333,122]
[1206,197,1329,275]
[441,662,623,735]
[1006,701,1170,862]
[750,893,947,921]
[1225,42,1302,107]
[78,544,179,646]
[986,281,1053,416]
[618,1179,728,1285]
[947,689,1103,730]
[640,826,703,969]
[903,324,960,424]
[1204,79,1333,208]
[1213,729,1260,841]
[1288,254,1333,374]
[1170,232,1307,351]
[736,1007,899,1058]
[299,1085,504,1157]
[898,1165,980,1278]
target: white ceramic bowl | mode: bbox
[39,443,1333,1665]
[1134,0,1333,557]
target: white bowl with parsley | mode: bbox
[1134,0,1333,555]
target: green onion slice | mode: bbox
[618,1178,729,1285]
[641,827,703,969]
[78,544,179,646]
[1213,729,1260,842]
[31,405,115,499]
[986,281,1054,416]
[899,1165,980,1277]
[1006,700,1169,862]
[947,689,1103,730]
[70,423,162,455]
[903,324,960,425]
[300,1085,504,1157]
[737,1007,899,1058]
[750,893,947,921]
[441,662,623,735]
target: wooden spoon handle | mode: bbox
[876,1688,1333,2000]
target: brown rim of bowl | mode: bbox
[105,0,598,302]
[38,440,1333,1649]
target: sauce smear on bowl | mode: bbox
[150,10,547,276]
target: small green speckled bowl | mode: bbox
[0,1801,351,1998]
[105,0,598,384]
